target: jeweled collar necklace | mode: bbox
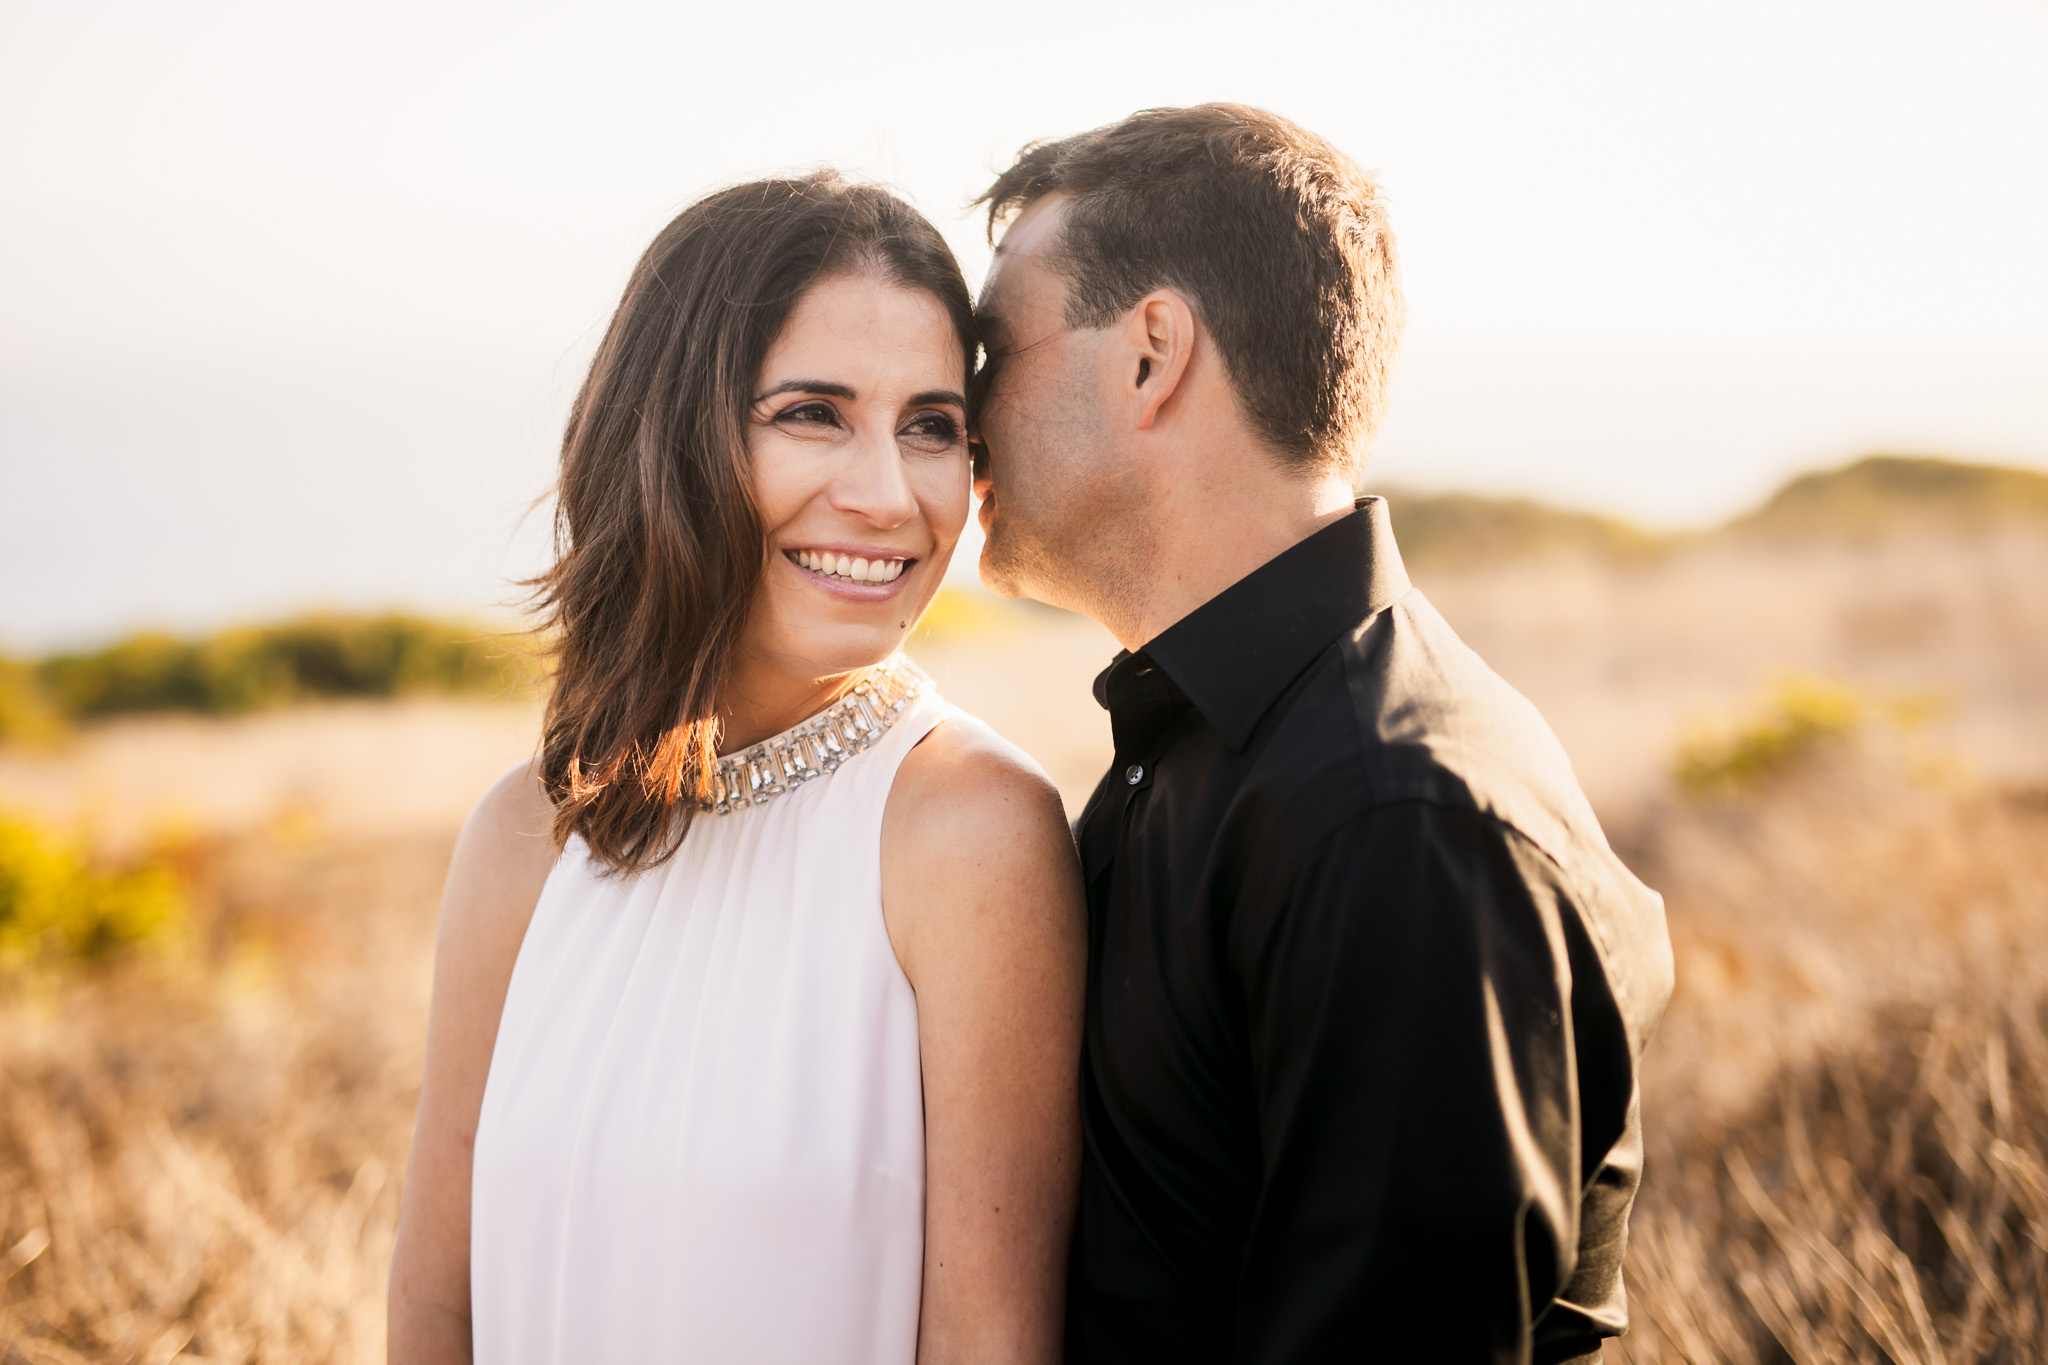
[703,655,931,816]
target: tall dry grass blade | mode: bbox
[3,1226,50,1280]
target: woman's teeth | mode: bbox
[792,550,907,584]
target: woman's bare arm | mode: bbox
[881,720,1088,1365]
[387,763,559,1364]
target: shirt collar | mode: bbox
[1092,497,1412,753]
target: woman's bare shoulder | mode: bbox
[441,759,561,950]
[881,716,1082,980]
[463,758,558,852]
[886,715,1069,849]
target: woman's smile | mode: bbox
[780,545,918,598]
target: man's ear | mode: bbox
[1123,290,1197,431]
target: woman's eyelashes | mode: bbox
[766,401,962,453]
[775,401,843,431]
[900,411,963,451]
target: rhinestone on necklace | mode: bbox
[703,655,931,815]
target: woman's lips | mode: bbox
[791,548,908,584]
[782,549,917,601]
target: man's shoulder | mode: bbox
[1241,587,1589,845]
[1242,587,1674,1049]
[1335,588,1595,847]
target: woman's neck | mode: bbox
[714,650,875,752]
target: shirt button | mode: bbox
[1125,764,1145,786]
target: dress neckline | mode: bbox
[704,655,932,816]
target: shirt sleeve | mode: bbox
[1225,798,1640,1364]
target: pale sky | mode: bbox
[3,0,2045,647]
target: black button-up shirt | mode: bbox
[1066,499,1674,1365]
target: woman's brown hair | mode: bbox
[532,173,976,873]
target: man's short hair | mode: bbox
[979,103,1404,478]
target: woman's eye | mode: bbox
[902,412,962,444]
[778,402,841,428]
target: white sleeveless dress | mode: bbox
[471,657,950,1364]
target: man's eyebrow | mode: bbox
[753,379,856,402]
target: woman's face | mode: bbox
[742,270,971,681]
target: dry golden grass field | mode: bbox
[4,462,2047,1363]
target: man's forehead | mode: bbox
[980,194,1070,324]
[992,192,1069,263]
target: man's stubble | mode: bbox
[979,355,1155,634]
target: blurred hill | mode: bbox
[1725,453,2048,543]
[1369,490,1665,567]
[1378,453,2048,565]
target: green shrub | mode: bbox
[0,657,65,745]
[1675,675,1867,796]
[1,613,542,739]
[0,811,184,976]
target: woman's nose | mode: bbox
[832,427,918,527]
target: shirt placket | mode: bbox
[1078,665,1176,891]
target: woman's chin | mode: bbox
[756,618,917,681]
[755,571,933,665]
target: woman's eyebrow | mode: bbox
[754,379,857,402]
[753,379,964,409]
